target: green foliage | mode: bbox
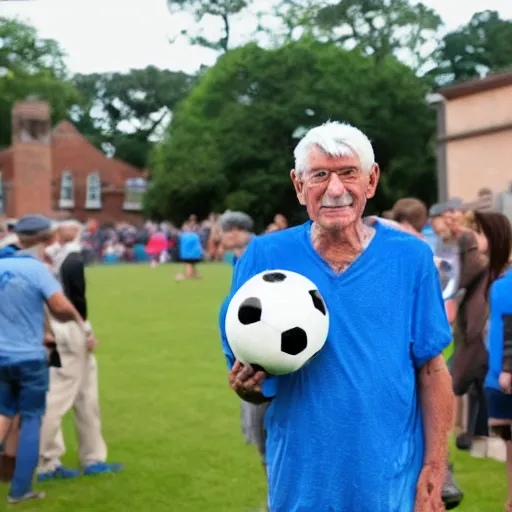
[0,17,81,149]
[72,66,195,168]
[147,38,436,226]
[315,0,442,73]
[431,10,512,85]
[167,0,250,52]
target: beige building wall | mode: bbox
[438,75,512,202]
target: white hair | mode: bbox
[58,219,84,243]
[293,121,375,177]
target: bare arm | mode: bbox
[46,291,86,327]
[418,354,454,468]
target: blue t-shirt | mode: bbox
[485,269,512,391]
[0,256,62,365]
[179,232,203,260]
[219,221,451,512]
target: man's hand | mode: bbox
[43,331,56,348]
[499,372,512,394]
[228,361,268,404]
[414,461,446,511]
[87,334,98,352]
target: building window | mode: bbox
[86,172,102,209]
[123,177,146,211]
[59,170,74,209]
[0,171,4,215]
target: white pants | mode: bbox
[37,320,107,472]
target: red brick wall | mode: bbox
[12,142,53,217]
[51,123,144,225]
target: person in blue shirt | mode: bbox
[219,121,454,512]
[176,223,203,280]
[0,215,87,504]
[479,212,512,511]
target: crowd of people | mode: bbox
[0,120,511,510]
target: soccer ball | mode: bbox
[225,270,329,375]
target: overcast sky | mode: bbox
[2,0,511,75]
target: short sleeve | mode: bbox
[218,238,278,398]
[35,261,62,300]
[411,256,453,368]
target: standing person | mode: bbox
[0,215,85,503]
[176,223,203,281]
[37,220,123,481]
[219,121,454,511]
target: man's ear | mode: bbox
[290,169,306,206]
[365,163,380,199]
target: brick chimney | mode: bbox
[11,97,53,217]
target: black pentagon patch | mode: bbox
[281,327,308,355]
[309,290,327,316]
[262,271,287,283]
[238,297,262,325]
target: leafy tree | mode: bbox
[0,17,81,148]
[313,0,442,74]
[72,66,195,168]
[147,38,436,226]
[431,10,512,86]
[167,0,249,53]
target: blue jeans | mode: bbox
[0,359,49,498]
[0,359,49,418]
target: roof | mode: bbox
[51,120,142,188]
[438,70,512,100]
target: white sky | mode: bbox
[1,0,512,75]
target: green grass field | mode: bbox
[0,263,507,510]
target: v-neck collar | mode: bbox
[302,220,384,279]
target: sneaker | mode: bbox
[7,491,46,504]
[442,464,464,510]
[83,462,124,476]
[37,466,81,482]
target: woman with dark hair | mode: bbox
[481,212,512,512]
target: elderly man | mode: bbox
[219,121,454,511]
[0,215,86,503]
[37,220,122,481]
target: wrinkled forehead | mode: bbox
[307,145,362,171]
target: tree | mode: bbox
[313,0,442,74]
[72,66,195,168]
[431,10,512,86]
[0,17,81,148]
[147,38,436,226]
[167,0,249,53]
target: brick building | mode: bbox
[0,98,147,225]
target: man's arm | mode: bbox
[36,260,88,329]
[418,355,454,468]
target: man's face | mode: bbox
[291,146,379,231]
[443,209,463,235]
[430,216,447,237]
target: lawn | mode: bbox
[0,263,507,510]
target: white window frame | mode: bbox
[86,172,102,209]
[0,171,4,215]
[123,177,146,211]
[59,170,74,209]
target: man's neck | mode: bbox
[311,220,375,273]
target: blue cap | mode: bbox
[14,215,52,235]
[429,203,445,217]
